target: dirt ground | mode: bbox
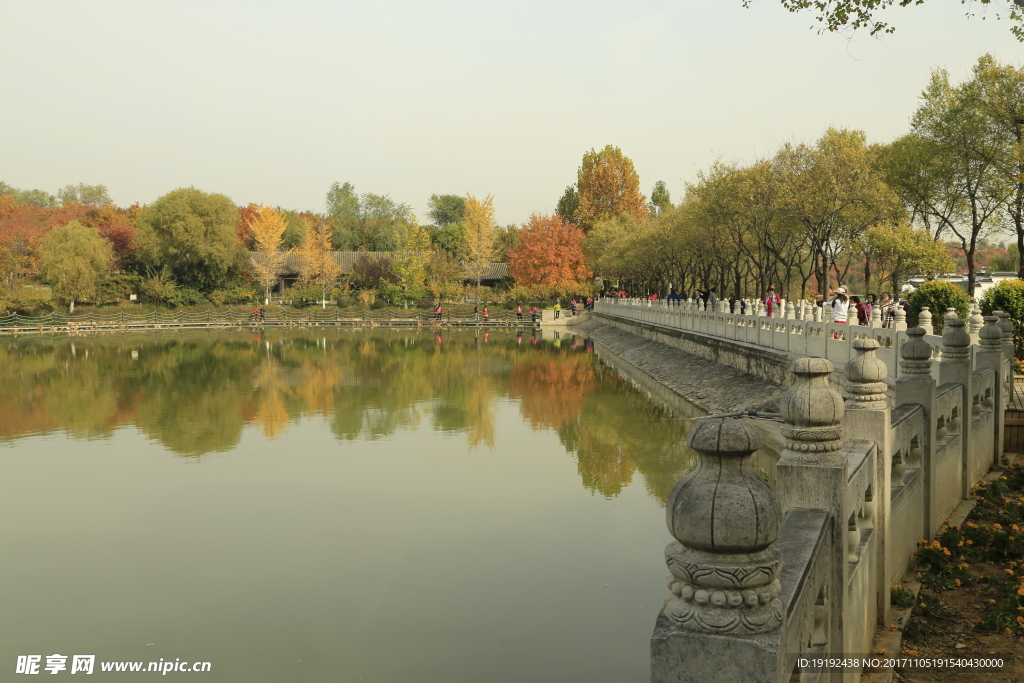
[892,562,1024,682]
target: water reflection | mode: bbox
[0,329,700,503]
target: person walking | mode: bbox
[434,303,443,321]
[707,288,718,309]
[761,285,781,317]
[530,305,538,323]
[879,292,895,328]
[831,288,848,324]
[482,306,489,322]
[553,302,561,319]
[852,295,868,325]
[516,305,523,323]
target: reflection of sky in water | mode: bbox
[0,329,725,681]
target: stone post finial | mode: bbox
[893,305,907,330]
[969,306,984,334]
[779,357,844,461]
[944,307,958,321]
[785,300,795,320]
[845,339,888,409]
[663,418,783,634]
[996,310,1014,340]
[979,315,1003,352]
[847,300,857,324]
[899,327,933,377]
[870,302,881,328]
[940,317,971,362]
[918,306,933,335]
[813,303,822,322]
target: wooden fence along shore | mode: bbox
[0,309,540,335]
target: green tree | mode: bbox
[980,279,1024,360]
[136,187,244,290]
[907,280,971,334]
[56,183,112,206]
[576,145,649,232]
[648,180,673,217]
[38,220,113,313]
[749,0,1024,41]
[909,62,1010,294]
[325,181,412,251]
[0,182,57,208]
[427,194,466,226]
[391,219,431,303]
[556,185,580,225]
[866,221,955,295]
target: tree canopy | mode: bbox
[575,145,649,232]
[136,187,244,290]
[38,220,113,312]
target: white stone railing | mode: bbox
[648,312,1015,683]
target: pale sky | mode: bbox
[2,0,1022,226]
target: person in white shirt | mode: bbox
[831,288,849,323]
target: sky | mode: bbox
[2,0,1023,226]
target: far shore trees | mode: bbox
[39,220,113,313]
[247,205,289,304]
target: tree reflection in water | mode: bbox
[0,329,698,503]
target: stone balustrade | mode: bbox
[623,298,1016,682]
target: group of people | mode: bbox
[824,289,901,327]
[638,285,907,329]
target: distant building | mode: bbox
[903,272,1020,300]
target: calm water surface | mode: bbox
[1,328,706,682]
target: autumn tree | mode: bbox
[463,193,497,294]
[509,215,591,295]
[136,188,244,290]
[38,220,113,313]
[247,205,289,304]
[575,145,649,233]
[296,215,341,308]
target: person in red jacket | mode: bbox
[761,285,781,317]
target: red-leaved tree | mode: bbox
[508,214,591,293]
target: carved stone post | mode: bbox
[976,316,1007,467]
[996,310,1015,365]
[918,306,933,335]
[940,318,973,498]
[651,418,784,683]
[870,303,881,329]
[895,328,939,538]
[775,358,846,672]
[893,306,907,332]
[844,339,890,624]
[813,304,822,322]
[968,306,984,344]
[785,301,795,320]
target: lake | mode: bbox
[1,327,703,682]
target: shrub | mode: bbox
[980,279,1024,362]
[166,287,209,308]
[907,280,971,334]
[140,275,177,304]
[98,274,143,303]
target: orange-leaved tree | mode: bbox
[508,214,591,295]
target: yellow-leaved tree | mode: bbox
[247,206,288,304]
[296,215,341,308]
[463,193,497,297]
[392,217,431,304]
